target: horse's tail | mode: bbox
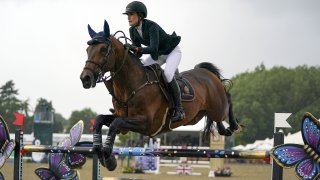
[194,62,222,79]
[194,62,233,92]
[195,62,238,139]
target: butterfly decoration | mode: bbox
[270,112,320,180]
[35,120,85,180]
[0,115,16,179]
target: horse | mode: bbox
[80,20,241,171]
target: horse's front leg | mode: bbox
[93,114,115,148]
[101,116,147,171]
[93,114,115,167]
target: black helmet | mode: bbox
[123,1,147,18]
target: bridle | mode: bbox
[84,32,130,83]
[84,31,159,113]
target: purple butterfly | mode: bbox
[35,167,79,180]
[58,139,87,169]
[270,112,320,180]
[35,120,85,179]
[66,141,93,169]
[0,115,16,169]
[61,121,86,169]
[34,145,77,179]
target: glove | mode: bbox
[124,44,137,51]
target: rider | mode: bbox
[123,1,185,122]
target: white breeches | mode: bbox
[141,46,182,82]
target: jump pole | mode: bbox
[22,145,269,159]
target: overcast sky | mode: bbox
[0,0,319,118]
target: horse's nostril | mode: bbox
[83,75,90,82]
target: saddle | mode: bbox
[145,64,195,108]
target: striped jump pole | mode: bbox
[22,145,269,159]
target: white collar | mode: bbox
[135,21,143,37]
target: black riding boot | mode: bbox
[168,77,185,122]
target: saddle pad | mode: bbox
[177,78,195,101]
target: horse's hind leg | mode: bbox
[211,93,241,136]
[226,92,241,132]
[217,121,233,136]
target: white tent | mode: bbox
[284,131,303,144]
[231,145,245,150]
[231,131,304,151]
[173,118,206,132]
[173,118,230,132]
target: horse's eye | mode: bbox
[100,47,108,55]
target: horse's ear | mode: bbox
[103,20,110,38]
[88,24,97,38]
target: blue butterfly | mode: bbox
[270,112,320,180]
[35,120,85,180]
[0,115,16,180]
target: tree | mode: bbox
[117,132,144,147]
[230,65,320,145]
[67,108,97,134]
[34,98,54,113]
[54,113,66,133]
[0,80,30,132]
[34,98,64,133]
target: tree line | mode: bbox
[230,64,320,144]
[1,64,319,145]
[0,80,97,134]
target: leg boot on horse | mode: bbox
[93,114,117,171]
[168,77,185,122]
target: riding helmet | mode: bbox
[123,1,147,18]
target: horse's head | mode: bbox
[80,20,119,89]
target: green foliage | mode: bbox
[231,64,320,144]
[54,113,66,133]
[0,80,30,133]
[116,131,143,147]
[34,98,65,133]
[122,166,135,173]
[34,98,54,113]
[67,108,97,134]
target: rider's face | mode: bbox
[127,12,139,27]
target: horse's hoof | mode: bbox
[94,150,106,167]
[98,156,106,167]
[102,146,112,157]
[105,154,117,171]
[224,128,233,136]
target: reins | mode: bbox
[95,31,131,83]
[106,69,160,110]
[100,31,160,113]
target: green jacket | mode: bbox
[129,19,181,60]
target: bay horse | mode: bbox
[80,20,241,170]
